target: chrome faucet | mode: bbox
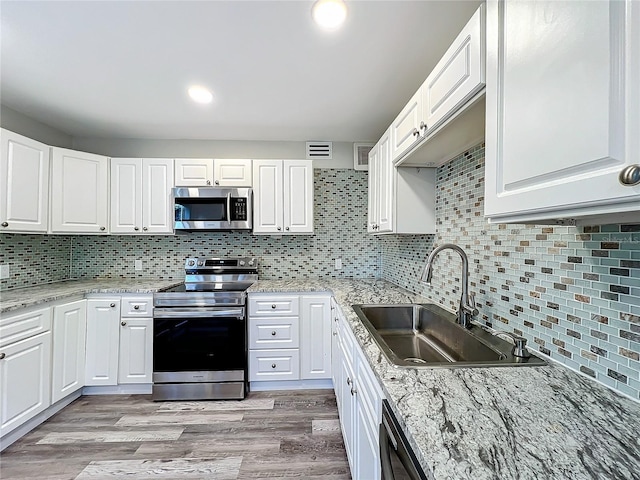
[420,243,478,328]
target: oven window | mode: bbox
[153,317,245,372]
[174,199,227,222]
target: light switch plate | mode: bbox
[134,260,143,271]
[0,264,9,279]
[334,258,342,270]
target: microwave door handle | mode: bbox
[226,192,232,222]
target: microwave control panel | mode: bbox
[230,198,248,221]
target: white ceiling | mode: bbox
[0,0,482,142]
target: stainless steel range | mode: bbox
[152,257,258,401]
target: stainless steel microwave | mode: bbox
[173,187,253,231]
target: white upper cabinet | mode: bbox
[485,0,640,224]
[390,89,423,161]
[175,158,252,187]
[423,4,485,128]
[368,128,436,235]
[0,129,50,233]
[51,147,109,233]
[213,159,252,187]
[111,158,174,234]
[253,160,313,234]
[392,4,487,167]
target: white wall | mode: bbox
[71,137,354,169]
[0,105,73,147]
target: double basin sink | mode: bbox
[352,304,547,368]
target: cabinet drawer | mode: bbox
[338,313,356,368]
[249,295,299,316]
[0,307,52,348]
[121,296,153,317]
[249,317,299,349]
[356,346,384,429]
[249,349,300,381]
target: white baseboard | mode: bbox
[0,390,81,451]
[82,384,152,395]
[250,379,334,392]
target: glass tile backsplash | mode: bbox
[379,144,640,401]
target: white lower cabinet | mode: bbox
[118,317,153,384]
[0,306,52,438]
[85,296,154,386]
[85,298,121,386]
[248,293,331,384]
[333,304,384,480]
[51,300,87,404]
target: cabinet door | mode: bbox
[0,331,52,436]
[85,299,120,386]
[52,300,87,404]
[0,129,50,233]
[174,158,214,186]
[338,349,357,471]
[110,158,143,234]
[390,88,423,162]
[355,404,381,480]
[213,159,252,187]
[367,141,379,233]
[283,160,313,234]
[377,129,393,233]
[118,318,153,384]
[330,304,342,393]
[51,147,109,233]
[423,4,485,129]
[485,0,640,222]
[300,296,331,380]
[252,160,283,233]
[142,158,174,234]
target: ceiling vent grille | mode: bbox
[306,141,332,160]
[353,143,374,171]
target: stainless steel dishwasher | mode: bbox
[380,400,428,480]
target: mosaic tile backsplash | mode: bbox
[380,144,640,401]
[0,234,73,290]
[69,169,378,281]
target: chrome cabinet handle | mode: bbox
[420,121,427,131]
[285,226,290,231]
[619,165,640,186]
[1,222,8,227]
[277,227,281,231]
[121,321,127,326]
[332,332,337,336]
[350,386,357,396]
[143,227,148,231]
[215,180,220,185]
[271,331,276,336]
[100,226,106,231]
[206,180,211,185]
[412,127,419,138]
[110,303,116,308]
[134,305,140,310]
[0,353,5,360]
[271,363,276,369]
[271,304,276,309]
[134,227,139,231]
[346,377,352,386]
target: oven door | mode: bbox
[380,400,428,480]
[153,307,246,381]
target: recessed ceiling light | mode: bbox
[312,0,347,30]
[188,86,213,104]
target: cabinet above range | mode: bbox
[174,158,252,187]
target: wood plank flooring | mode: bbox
[0,389,351,479]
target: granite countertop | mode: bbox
[0,278,182,313]
[250,279,640,480]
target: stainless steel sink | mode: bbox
[352,304,547,368]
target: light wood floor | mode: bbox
[0,389,351,479]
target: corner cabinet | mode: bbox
[484,0,640,224]
[368,129,436,235]
[50,147,109,233]
[252,160,313,234]
[0,129,50,233]
[110,158,174,234]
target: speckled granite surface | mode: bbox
[0,279,181,313]
[249,279,640,480]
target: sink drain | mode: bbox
[404,357,428,364]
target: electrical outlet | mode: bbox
[0,264,9,279]
[334,258,342,270]
[134,260,143,271]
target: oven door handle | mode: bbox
[153,307,245,319]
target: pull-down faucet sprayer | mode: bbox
[420,243,478,328]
